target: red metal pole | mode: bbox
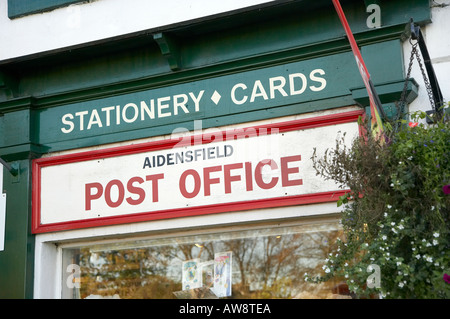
[332,0,385,138]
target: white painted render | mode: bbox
[0,0,273,61]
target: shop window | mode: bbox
[61,220,350,299]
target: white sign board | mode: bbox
[32,111,362,233]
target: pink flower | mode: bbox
[443,185,450,195]
[408,122,418,128]
[444,273,450,284]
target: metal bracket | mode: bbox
[153,32,181,71]
[0,158,19,177]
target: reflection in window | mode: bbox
[61,220,349,299]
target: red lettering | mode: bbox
[85,182,103,211]
[179,169,201,198]
[105,179,125,208]
[126,176,145,205]
[203,166,222,196]
[280,155,303,186]
[84,155,303,209]
[223,163,242,194]
[255,159,279,189]
[146,173,165,202]
[245,162,253,191]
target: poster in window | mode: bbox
[213,251,232,297]
[182,258,202,290]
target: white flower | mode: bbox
[426,242,432,247]
[398,282,405,288]
[433,239,438,246]
[344,263,348,267]
[325,268,330,273]
[398,225,404,230]
[392,228,397,234]
[382,235,387,240]
[433,232,440,238]
[384,213,388,217]
[387,205,392,209]
[415,254,421,259]
[396,261,402,266]
[426,256,433,263]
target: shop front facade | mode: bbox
[0,0,438,298]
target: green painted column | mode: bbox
[0,160,34,298]
[0,104,41,298]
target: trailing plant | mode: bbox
[305,107,450,298]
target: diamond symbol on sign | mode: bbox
[211,90,221,105]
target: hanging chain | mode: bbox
[396,38,437,122]
[412,39,437,110]
[396,41,417,120]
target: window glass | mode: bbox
[62,220,349,299]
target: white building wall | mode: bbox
[0,0,273,61]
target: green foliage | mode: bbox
[307,108,450,299]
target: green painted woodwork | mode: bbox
[0,162,34,299]
[1,0,430,104]
[36,52,359,147]
[0,47,419,155]
[8,0,84,19]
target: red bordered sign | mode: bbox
[32,110,363,233]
